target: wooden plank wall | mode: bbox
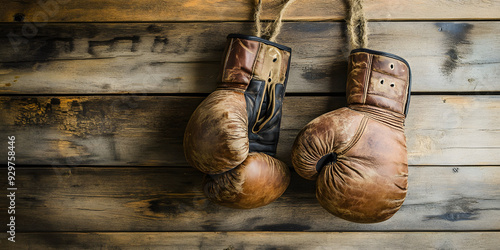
[0,0,499,248]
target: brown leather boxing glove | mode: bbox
[291,48,411,223]
[184,34,291,209]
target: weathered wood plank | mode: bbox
[1,22,499,94]
[7,166,500,231]
[9,232,500,249]
[2,0,500,22]
[0,95,498,166]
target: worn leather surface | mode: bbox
[203,152,290,209]
[291,49,410,223]
[246,41,290,156]
[245,79,286,155]
[184,34,291,209]
[184,90,248,174]
[219,38,260,90]
[347,51,410,115]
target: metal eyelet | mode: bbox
[380,79,384,84]
[390,63,395,70]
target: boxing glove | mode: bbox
[291,48,411,223]
[184,34,291,209]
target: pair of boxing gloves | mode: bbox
[184,34,411,223]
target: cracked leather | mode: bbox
[184,34,291,209]
[245,79,286,156]
[221,34,291,157]
[292,48,411,223]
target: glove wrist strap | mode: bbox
[349,104,405,131]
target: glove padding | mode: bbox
[292,48,411,223]
[184,34,292,209]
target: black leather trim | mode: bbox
[244,50,292,156]
[350,48,412,117]
[272,48,292,154]
[227,34,292,52]
[245,79,269,154]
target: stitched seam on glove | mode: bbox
[250,42,263,80]
[371,68,407,81]
[349,105,405,131]
[251,45,284,134]
[215,88,245,94]
[365,93,405,105]
[362,54,373,104]
[337,116,369,156]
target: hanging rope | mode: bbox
[254,0,264,37]
[254,0,297,42]
[346,0,368,49]
[251,0,296,132]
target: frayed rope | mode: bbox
[254,0,297,42]
[346,0,368,49]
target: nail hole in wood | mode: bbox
[14,13,25,22]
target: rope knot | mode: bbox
[254,0,297,42]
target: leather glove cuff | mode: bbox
[218,34,292,156]
[346,48,411,117]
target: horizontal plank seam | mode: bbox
[1,92,500,97]
[0,58,221,64]
[1,20,500,31]
[3,18,500,24]
[12,165,500,170]
[15,230,500,233]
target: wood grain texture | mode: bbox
[0,95,498,167]
[1,22,499,94]
[0,0,497,248]
[8,232,500,249]
[5,166,500,231]
[1,0,500,22]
